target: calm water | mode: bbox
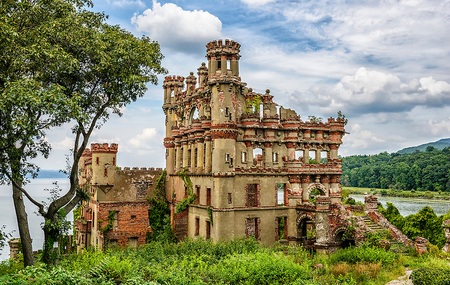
[0,178,71,261]
[352,194,450,216]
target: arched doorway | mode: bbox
[297,214,315,249]
[333,228,355,249]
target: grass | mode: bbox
[2,238,449,285]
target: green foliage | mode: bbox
[342,148,450,192]
[380,203,447,248]
[411,267,450,285]
[175,168,197,214]
[244,95,262,114]
[329,246,398,265]
[147,170,176,243]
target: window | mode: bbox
[206,188,212,206]
[104,167,108,177]
[195,185,200,204]
[112,157,116,166]
[130,215,136,223]
[227,193,232,204]
[109,211,118,229]
[276,217,287,240]
[241,151,247,163]
[96,157,99,165]
[272,152,279,163]
[188,149,191,167]
[246,184,260,207]
[245,217,260,240]
[321,151,328,164]
[206,221,211,239]
[195,217,200,236]
[225,153,230,163]
[277,183,285,206]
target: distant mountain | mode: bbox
[397,138,450,154]
[37,169,67,178]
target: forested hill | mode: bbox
[341,146,450,191]
[397,138,450,154]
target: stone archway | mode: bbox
[296,213,315,248]
[333,227,355,249]
[304,183,327,203]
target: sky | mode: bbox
[39,0,450,171]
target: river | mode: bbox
[0,178,71,261]
[351,194,450,216]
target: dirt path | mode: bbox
[385,269,413,285]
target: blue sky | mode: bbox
[40,0,450,170]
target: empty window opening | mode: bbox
[109,211,118,229]
[225,153,230,163]
[277,216,287,240]
[295,150,303,160]
[194,148,198,167]
[206,221,211,239]
[246,184,259,207]
[96,157,99,165]
[245,217,260,240]
[321,151,328,164]
[195,217,200,236]
[112,157,116,166]
[187,149,191,167]
[195,185,200,204]
[309,150,317,164]
[273,152,279,163]
[192,107,199,119]
[170,90,175,98]
[130,215,136,223]
[206,188,212,206]
[241,151,247,163]
[227,193,232,204]
[277,183,286,206]
[253,148,263,166]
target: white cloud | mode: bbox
[128,128,158,149]
[106,0,145,8]
[131,0,222,52]
[241,0,276,7]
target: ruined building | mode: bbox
[75,143,162,250]
[75,39,412,253]
[163,39,348,251]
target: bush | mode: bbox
[411,267,450,285]
[329,246,398,265]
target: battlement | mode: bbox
[117,167,163,172]
[163,75,185,86]
[206,39,241,57]
[90,143,118,153]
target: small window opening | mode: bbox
[195,217,200,236]
[241,151,247,163]
[277,183,285,206]
[227,193,232,204]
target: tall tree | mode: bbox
[0,0,166,265]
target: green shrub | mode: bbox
[411,267,450,285]
[329,246,398,265]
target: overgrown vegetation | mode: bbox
[1,238,428,285]
[175,168,196,214]
[147,170,176,243]
[380,202,450,248]
[342,146,450,192]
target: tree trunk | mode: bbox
[12,180,34,266]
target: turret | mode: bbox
[163,75,185,105]
[206,39,241,79]
[90,143,118,186]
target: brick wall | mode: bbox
[98,201,150,247]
